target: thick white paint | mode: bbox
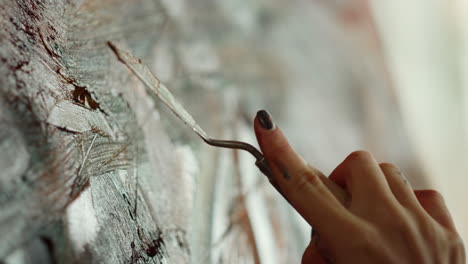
[66,187,99,253]
[160,0,186,19]
[237,124,279,264]
[4,248,26,264]
[174,144,198,207]
[210,140,236,263]
[47,100,114,139]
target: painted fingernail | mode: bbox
[257,110,275,130]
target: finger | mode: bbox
[254,110,356,239]
[329,151,395,204]
[254,110,348,205]
[379,163,422,210]
[414,190,457,231]
[307,164,349,206]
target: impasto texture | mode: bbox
[0,0,431,263]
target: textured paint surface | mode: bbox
[47,100,114,137]
[66,188,99,253]
[108,41,208,139]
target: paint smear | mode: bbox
[107,41,208,140]
[66,187,99,253]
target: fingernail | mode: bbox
[257,110,275,130]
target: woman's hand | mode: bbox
[254,110,465,264]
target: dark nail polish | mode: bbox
[257,110,275,130]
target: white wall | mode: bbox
[371,0,468,249]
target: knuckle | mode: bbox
[449,233,465,247]
[290,177,312,194]
[418,189,444,201]
[346,150,374,163]
[349,150,373,159]
[290,169,322,192]
[451,235,466,257]
[271,136,291,153]
[302,169,322,187]
[379,162,399,171]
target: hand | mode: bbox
[254,110,466,264]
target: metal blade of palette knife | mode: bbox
[107,41,209,140]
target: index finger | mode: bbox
[254,110,356,239]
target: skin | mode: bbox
[253,116,466,264]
